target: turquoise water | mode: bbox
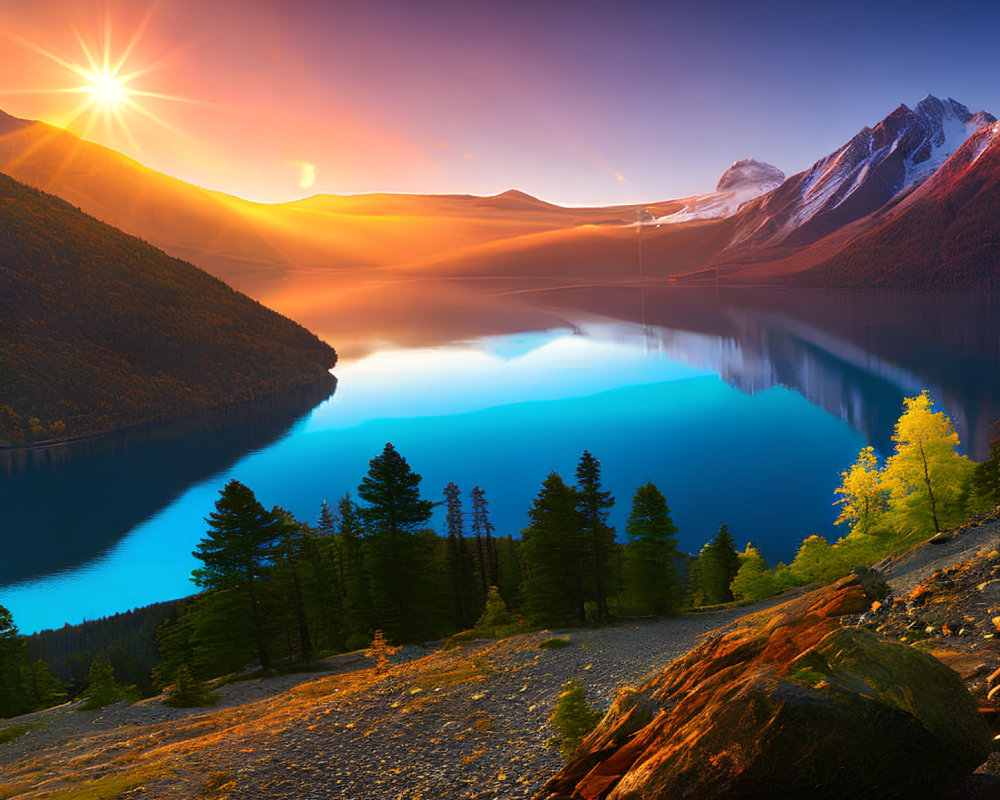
[0,330,867,633]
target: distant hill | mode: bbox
[1,96,997,312]
[0,172,336,446]
[0,114,671,301]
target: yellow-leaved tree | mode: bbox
[833,446,887,536]
[882,391,976,536]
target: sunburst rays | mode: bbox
[2,5,196,151]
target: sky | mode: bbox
[2,0,1000,206]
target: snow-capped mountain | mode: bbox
[801,117,1000,288]
[654,158,784,223]
[729,95,996,249]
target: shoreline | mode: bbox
[0,372,337,455]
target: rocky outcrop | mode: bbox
[535,573,992,800]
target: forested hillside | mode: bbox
[26,602,176,695]
[0,172,337,446]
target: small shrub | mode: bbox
[163,665,220,708]
[730,549,777,603]
[365,629,400,674]
[547,679,601,758]
[80,658,134,711]
[538,637,571,650]
[473,586,519,639]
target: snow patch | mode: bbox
[654,158,783,224]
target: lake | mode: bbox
[2,287,998,633]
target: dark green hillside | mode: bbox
[0,172,336,445]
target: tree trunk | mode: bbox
[245,572,271,670]
[919,441,941,533]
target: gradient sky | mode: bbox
[2,0,1000,205]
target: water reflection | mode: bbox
[0,377,335,585]
[3,287,999,633]
[533,287,1000,458]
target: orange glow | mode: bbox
[3,11,192,151]
[86,68,126,107]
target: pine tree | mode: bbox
[622,483,681,615]
[192,480,283,670]
[470,486,499,590]
[473,586,518,638]
[974,419,1000,506]
[152,599,199,687]
[296,511,344,655]
[0,605,29,718]
[336,493,373,644]
[547,679,601,758]
[163,664,219,708]
[81,657,129,710]
[358,443,436,536]
[521,473,587,625]
[23,658,67,710]
[575,451,616,619]
[271,508,315,663]
[317,500,339,535]
[443,483,480,630]
[698,522,741,604]
[496,535,524,608]
[357,443,437,641]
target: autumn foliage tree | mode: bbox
[834,446,887,536]
[882,391,976,535]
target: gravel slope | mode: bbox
[876,514,1000,596]
[0,596,796,800]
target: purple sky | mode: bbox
[2,0,999,204]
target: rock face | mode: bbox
[535,574,991,800]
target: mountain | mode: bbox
[0,171,336,446]
[726,96,996,252]
[1,94,995,315]
[798,118,1000,289]
[408,96,1000,291]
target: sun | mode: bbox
[86,69,128,108]
[3,10,192,148]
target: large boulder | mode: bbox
[536,575,991,800]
